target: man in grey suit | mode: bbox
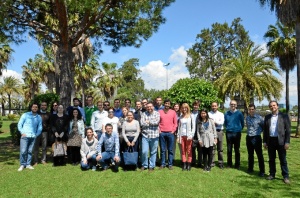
[263,101,290,184]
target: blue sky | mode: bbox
[5,0,297,106]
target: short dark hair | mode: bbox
[125,98,131,103]
[105,123,113,129]
[269,100,278,106]
[114,99,120,102]
[73,97,80,102]
[193,100,201,106]
[164,99,171,104]
[248,104,256,109]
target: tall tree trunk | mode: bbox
[1,101,5,116]
[56,44,75,112]
[295,22,300,137]
[286,70,290,113]
[8,94,11,114]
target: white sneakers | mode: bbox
[18,165,24,171]
[18,165,34,171]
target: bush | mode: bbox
[30,93,59,111]
[7,114,17,121]
[10,122,20,145]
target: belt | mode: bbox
[216,129,222,132]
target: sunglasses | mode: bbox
[108,111,114,113]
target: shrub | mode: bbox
[7,114,17,121]
[10,122,20,145]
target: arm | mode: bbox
[140,112,148,127]
[149,112,160,126]
[196,122,201,141]
[80,142,87,161]
[17,113,26,135]
[172,112,178,133]
[240,112,244,129]
[263,116,268,148]
[79,120,85,137]
[36,116,43,136]
[122,122,129,143]
[133,121,140,143]
[284,114,291,146]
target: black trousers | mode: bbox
[192,143,203,166]
[226,132,241,167]
[246,135,265,173]
[268,137,289,178]
[202,146,213,168]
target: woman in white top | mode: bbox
[80,128,98,171]
[177,103,194,171]
[102,107,119,134]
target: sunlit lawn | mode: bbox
[0,120,299,197]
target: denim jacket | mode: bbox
[18,112,43,138]
[96,132,120,157]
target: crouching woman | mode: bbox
[80,128,98,171]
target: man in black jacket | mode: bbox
[263,101,290,184]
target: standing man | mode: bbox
[191,100,202,168]
[142,98,148,111]
[125,98,135,112]
[67,98,86,121]
[17,103,43,171]
[154,96,164,111]
[264,101,290,184]
[224,100,244,169]
[113,99,122,118]
[91,101,108,140]
[208,102,224,169]
[158,99,177,170]
[140,102,160,171]
[84,96,97,127]
[246,104,265,177]
[33,102,51,166]
[96,123,120,172]
[134,100,145,122]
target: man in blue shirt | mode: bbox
[246,104,265,177]
[224,100,244,169]
[17,103,43,171]
[113,99,122,118]
[96,123,120,172]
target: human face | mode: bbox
[108,109,114,118]
[57,105,64,113]
[103,102,110,110]
[173,104,179,112]
[53,103,58,111]
[127,112,134,121]
[142,100,148,108]
[230,101,237,111]
[114,100,120,108]
[97,103,103,111]
[73,99,80,107]
[200,111,207,120]
[182,106,188,115]
[86,129,94,139]
[125,100,131,108]
[73,110,78,118]
[146,103,154,113]
[248,106,255,116]
[122,108,128,116]
[31,104,39,114]
[193,104,199,111]
[211,102,218,112]
[164,101,171,110]
[156,98,162,106]
[86,97,93,106]
[105,126,113,135]
[269,102,278,114]
[40,102,47,111]
[135,101,142,110]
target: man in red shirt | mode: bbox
[158,99,178,170]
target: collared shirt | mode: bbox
[246,114,264,136]
[91,110,108,134]
[154,105,164,111]
[17,112,43,137]
[270,114,279,137]
[208,110,224,130]
[191,111,198,133]
[114,107,123,118]
[140,111,160,138]
[96,132,120,157]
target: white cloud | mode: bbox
[0,69,23,83]
[140,46,190,90]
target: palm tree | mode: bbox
[95,62,122,101]
[0,76,22,114]
[0,36,14,75]
[258,0,300,136]
[0,84,7,116]
[214,43,283,113]
[264,21,296,113]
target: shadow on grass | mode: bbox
[0,138,19,165]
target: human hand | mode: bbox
[131,142,135,146]
[284,144,289,150]
[21,134,26,137]
[96,155,102,161]
[83,160,87,164]
[263,143,268,149]
[114,156,120,162]
[55,132,59,137]
[214,139,217,145]
[199,141,203,147]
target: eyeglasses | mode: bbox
[108,111,114,113]
[103,104,109,106]
[230,104,236,106]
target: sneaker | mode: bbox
[283,178,290,184]
[92,166,96,171]
[159,165,165,170]
[26,165,34,170]
[33,163,38,166]
[258,172,265,177]
[18,165,24,171]
[41,161,47,165]
[168,166,173,170]
[266,175,275,180]
[148,168,154,172]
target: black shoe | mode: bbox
[247,169,254,174]
[235,166,240,170]
[187,163,191,171]
[182,162,187,171]
[219,164,224,169]
[206,166,211,172]
[266,175,275,180]
[258,172,265,177]
[283,178,290,184]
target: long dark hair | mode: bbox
[71,108,82,120]
[198,109,209,122]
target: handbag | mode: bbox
[122,146,138,166]
[52,140,67,157]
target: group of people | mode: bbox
[17,96,291,184]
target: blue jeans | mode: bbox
[20,136,36,166]
[98,152,119,170]
[159,132,174,166]
[142,136,159,169]
[81,154,97,170]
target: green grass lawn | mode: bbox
[0,121,299,197]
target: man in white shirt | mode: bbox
[91,101,108,140]
[208,102,224,169]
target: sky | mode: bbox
[4,0,298,107]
